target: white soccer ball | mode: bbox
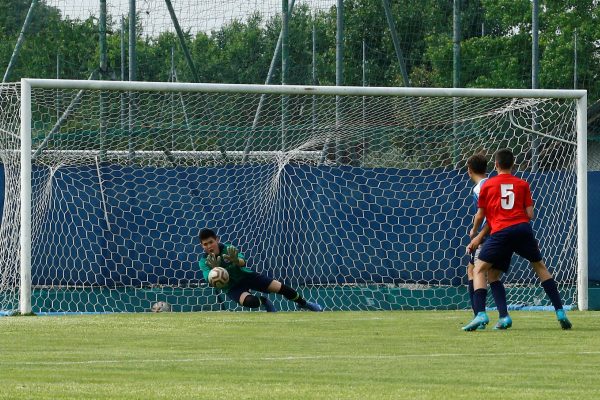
[151,301,171,313]
[208,267,229,288]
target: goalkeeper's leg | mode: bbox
[267,280,323,312]
[230,280,276,312]
[239,292,276,312]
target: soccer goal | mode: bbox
[0,79,588,314]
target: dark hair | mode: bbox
[199,228,217,242]
[466,153,488,175]
[495,148,515,170]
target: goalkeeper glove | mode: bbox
[206,253,222,269]
[223,246,241,267]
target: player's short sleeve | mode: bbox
[523,181,534,207]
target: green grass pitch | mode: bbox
[1,311,599,399]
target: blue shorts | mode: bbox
[469,239,511,272]
[227,272,274,303]
[478,222,542,272]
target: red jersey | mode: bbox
[477,174,533,234]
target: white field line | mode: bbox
[4,351,600,366]
[180,316,393,323]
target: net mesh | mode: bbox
[55,0,336,37]
[0,83,580,312]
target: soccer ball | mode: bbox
[151,301,171,313]
[208,267,229,288]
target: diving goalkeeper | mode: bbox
[198,228,323,312]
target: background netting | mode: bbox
[3,1,599,100]
[0,83,581,312]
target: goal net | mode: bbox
[0,80,587,313]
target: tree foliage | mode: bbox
[0,0,598,103]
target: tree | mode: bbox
[540,0,600,97]
[0,0,598,104]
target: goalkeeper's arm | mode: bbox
[224,245,246,267]
[198,257,210,282]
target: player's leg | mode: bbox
[487,267,512,330]
[467,260,476,316]
[266,280,323,312]
[531,260,572,329]
[238,291,276,312]
[235,274,277,312]
[513,224,572,329]
[462,259,492,331]
[229,281,276,312]
[464,228,518,331]
[513,223,571,330]
[469,262,486,329]
[463,233,511,331]
[530,260,552,281]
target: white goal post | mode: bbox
[6,79,589,313]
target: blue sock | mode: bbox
[473,288,487,314]
[490,280,508,318]
[468,280,476,315]
[541,278,564,311]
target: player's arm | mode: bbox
[471,183,488,238]
[224,245,246,267]
[526,205,534,220]
[234,249,246,267]
[470,208,485,239]
[475,223,490,240]
[524,181,535,220]
[467,222,490,253]
[198,257,210,282]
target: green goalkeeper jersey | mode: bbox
[198,243,254,292]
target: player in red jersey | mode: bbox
[462,149,572,331]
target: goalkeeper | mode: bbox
[198,228,323,312]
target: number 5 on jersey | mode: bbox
[501,184,514,209]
